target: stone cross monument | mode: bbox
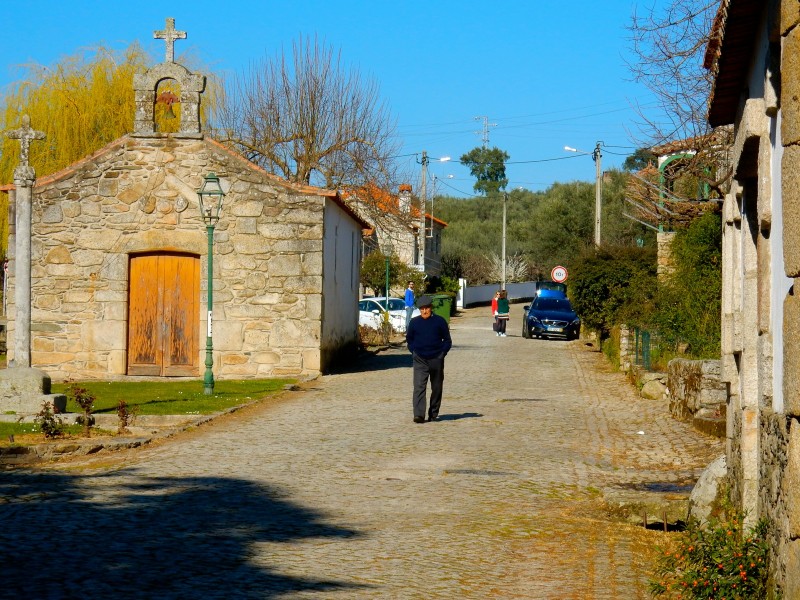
[6,115,45,367]
[0,115,65,414]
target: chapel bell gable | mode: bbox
[131,18,206,139]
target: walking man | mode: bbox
[406,295,452,423]
[404,280,415,331]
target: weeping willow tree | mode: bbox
[0,43,221,256]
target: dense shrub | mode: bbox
[652,211,722,358]
[569,245,657,339]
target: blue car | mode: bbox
[522,295,581,340]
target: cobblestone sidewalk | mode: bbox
[0,305,722,598]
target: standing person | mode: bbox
[496,290,510,337]
[404,280,415,331]
[406,295,452,423]
[491,290,500,336]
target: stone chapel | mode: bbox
[0,18,368,381]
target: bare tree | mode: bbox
[626,0,732,197]
[216,36,400,193]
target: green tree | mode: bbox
[622,148,657,171]
[459,146,509,195]
[360,251,422,297]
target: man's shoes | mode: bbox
[413,416,426,424]
[428,415,439,422]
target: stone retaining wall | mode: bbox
[667,358,727,437]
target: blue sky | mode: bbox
[0,1,661,196]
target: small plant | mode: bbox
[68,384,96,437]
[649,507,772,599]
[34,401,64,439]
[116,398,137,435]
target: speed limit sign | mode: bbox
[551,265,568,283]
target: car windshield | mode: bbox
[387,299,405,311]
[533,298,572,312]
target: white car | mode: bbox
[358,297,420,333]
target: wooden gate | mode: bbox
[128,253,200,376]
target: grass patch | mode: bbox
[0,421,92,437]
[52,379,295,416]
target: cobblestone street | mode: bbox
[0,305,723,598]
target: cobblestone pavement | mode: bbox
[0,306,723,599]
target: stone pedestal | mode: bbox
[0,367,66,414]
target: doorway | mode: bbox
[127,252,200,376]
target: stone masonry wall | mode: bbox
[778,1,800,596]
[7,135,337,380]
[667,358,727,437]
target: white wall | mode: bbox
[321,200,362,368]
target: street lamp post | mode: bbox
[418,151,451,273]
[565,142,603,246]
[502,191,508,290]
[197,172,226,395]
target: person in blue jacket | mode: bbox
[405,295,452,423]
[404,280,415,331]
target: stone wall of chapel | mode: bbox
[7,136,330,380]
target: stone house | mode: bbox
[345,183,447,280]
[0,26,368,381]
[704,0,800,594]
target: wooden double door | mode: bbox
[127,253,200,376]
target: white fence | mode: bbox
[456,279,562,308]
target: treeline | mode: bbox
[434,170,654,284]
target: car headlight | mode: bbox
[570,318,581,326]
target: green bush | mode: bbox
[649,510,772,599]
[569,245,657,339]
[652,211,721,358]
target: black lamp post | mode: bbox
[197,172,225,395]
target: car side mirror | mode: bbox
[523,305,530,311]
[372,309,381,314]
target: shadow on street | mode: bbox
[0,470,367,598]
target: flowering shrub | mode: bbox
[649,509,772,599]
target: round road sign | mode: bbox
[551,265,568,283]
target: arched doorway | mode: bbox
[127,252,200,376]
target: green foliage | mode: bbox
[435,175,654,285]
[34,401,65,439]
[360,251,421,296]
[623,148,657,171]
[649,510,772,599]
[570,245,658,339]
[459,146,510,195]
[652,211,722,357]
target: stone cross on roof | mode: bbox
[6,115,45,167]
[154,17,186,63]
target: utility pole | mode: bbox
[593,141,603,247]
[502,192,508,290]
[419,150,428,273]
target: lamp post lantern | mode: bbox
[197,172,226,395]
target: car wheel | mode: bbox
[522,324,530,339]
